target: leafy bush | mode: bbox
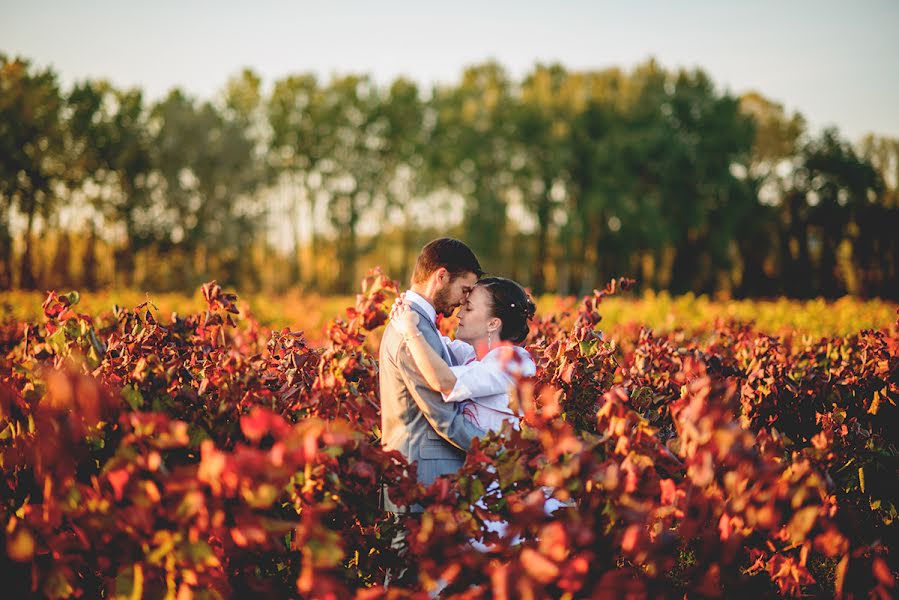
[1,271,896,598]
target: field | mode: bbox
[0,274,896,598]
[3,288,896,341]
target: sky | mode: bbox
[3,0,899,141]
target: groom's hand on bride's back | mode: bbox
[390,298,420,338]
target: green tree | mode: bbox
[268,74,328,287]
[561,62,670,293]
[658,67,755,294]
[561,67,627,294]
[515,64,577,293]
[149,89,261,288]
[430,62,514,269]
[221,68,267,290]
[790,129,881,297]
[64,80,154,288]
[319,75,384,292]
[737,92,806,296]
[376,77,427,283]
[857,135,899,296]
[0,55,65,288]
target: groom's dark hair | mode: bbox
[412,238,484,284]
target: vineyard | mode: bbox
[0,271,896,598]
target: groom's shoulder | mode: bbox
[380,320,397,346]
[379,321,403,360]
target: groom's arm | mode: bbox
[392,323,485,449]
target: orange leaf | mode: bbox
[521,548,559,584]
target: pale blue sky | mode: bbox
[3,0,898,140]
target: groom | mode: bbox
[379,238,486,513]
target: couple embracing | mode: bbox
[379,237,537,518]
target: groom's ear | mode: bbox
[433,267,449,284]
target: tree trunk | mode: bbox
[289,176,303,287]
[564,202,586,295]
[590,211,608,291]
[336,194,359,294]
[818,233,842,298]
[19,198,37,289]
[888,211,899,298]
[83,225,99,290]
[639,252,655,290]
[0,202,14,289]
[114,240,136,289]
[307,189,319,289]
[781,192,813,298]
[401,202,415,286]
[737,232,771,298]
[669,233,704,295]
[48,230,72,288]
[346,196,358,293]
[531,183,552,295]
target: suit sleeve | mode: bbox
[394,332,486,450]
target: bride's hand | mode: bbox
[390,295,420,337]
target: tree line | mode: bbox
[2,54,897,297]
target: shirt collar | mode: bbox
[404,290,437,326]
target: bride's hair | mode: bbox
[477,277,536,344]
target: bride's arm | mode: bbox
[443,347,536,404]
[391,299,457,394]
[403,329,457,394]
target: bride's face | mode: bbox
[455,285,499,344]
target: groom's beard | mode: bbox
[432,286,456,317]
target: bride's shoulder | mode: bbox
[515,346,537,372]
[445,336,476,364]
[488,345,531,359]
[488,345,536,374]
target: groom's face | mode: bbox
[433,271,479,317]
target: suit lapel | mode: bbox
[408,303,452,364]
[408,302,434,331]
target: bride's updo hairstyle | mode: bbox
[477,277,536,344]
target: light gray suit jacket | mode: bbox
[379,302,485,512]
